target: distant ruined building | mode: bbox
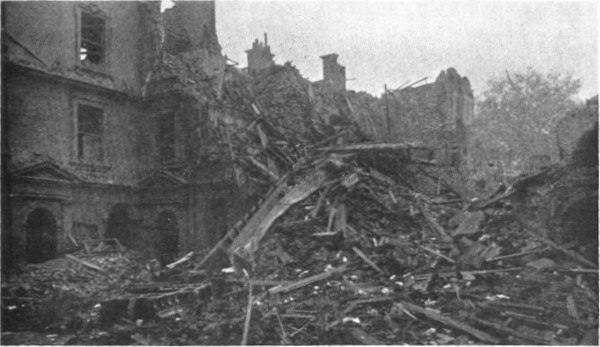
[244,34,474,166]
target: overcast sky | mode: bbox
[215,0,598,100]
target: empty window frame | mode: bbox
[164,29,191,55]
[157,113,176,163]
[80,11,106,66]
[77,104,104,162]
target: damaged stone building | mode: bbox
[1,1,239,269]
[244,34,473,168]
[1,1,475,271]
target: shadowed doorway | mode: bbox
[25,208,57,263]
[106,204,135,248]
[156,211,179,265]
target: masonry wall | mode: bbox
[162,1,218,53]
[7,177,136,262]
[347,68,473,165]
[4,1,154,93]
[4,71,154,185]
[556,95,599,164]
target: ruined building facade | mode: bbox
[1,1,239,269]
[243,35,473,166]
[309,55,473,166]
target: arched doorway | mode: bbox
[156,211,179,265]
[106,204,135,248]
[25,208,57,263]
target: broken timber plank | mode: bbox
[317,142,419,153]
[468,315,550,344]
[352,246,385,274]
[65,254,106,273]
[194,173,290,269]
[416,200,452,241]
[348,327,385,345]
[229,167,333,262]
[394,301,500,344]
[268,265,348,294]
[247,156,280,183]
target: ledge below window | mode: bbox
[75,63,113,80]
[69,161,111,173]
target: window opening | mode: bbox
[80,12,105,65]
[78,104,104,162]
[164,29,191,55]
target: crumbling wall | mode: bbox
[556,95,598,164]
[344,68,472,166]
[4,73,72,169]
[387,68,471,165]
[3,1,156,94]
[252,63,316,142]
[4,72,154,185]
[162,1,220,54]
[246,36,274,74]
[7,178,138,264]
[320,54,346,91]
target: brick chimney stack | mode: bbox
[246,33,274,74]
[320,53,346,91]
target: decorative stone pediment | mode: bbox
[136,170,187,187]
[11,161,81,182]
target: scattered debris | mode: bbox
[2,53,597,346]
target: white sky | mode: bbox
[215,0,598,100]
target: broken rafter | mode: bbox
[247,156,280,183]
[416,200,452,241]
[419,245,456,264]
[352,246,385,275]
[268,265,348,294]
[241,282,254,345]
[317,142,419,154]
[229,168,332,262]
[66,254,106,273]
[394,301,500,344]
[468,315,550,344]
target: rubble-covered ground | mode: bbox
[2,59,598,345]
[2,149,598,345]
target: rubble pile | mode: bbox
[1,244,154,334]
[2,60,598,345]
[3,147,598,345]
[203,151,597,345]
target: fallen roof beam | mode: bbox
[316,142,422,153]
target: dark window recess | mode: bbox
[157,113,176,162]
[80,12,105,65]
[78,104,104,162]
[164,30,191,55]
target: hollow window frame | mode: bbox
[76,4,110,72]
[73,99,106,164]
